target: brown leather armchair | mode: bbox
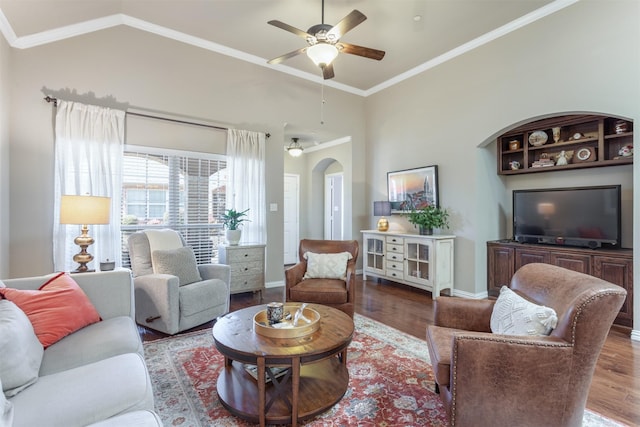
[285,239,359,318]
[426,263,626,427]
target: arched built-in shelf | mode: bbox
[497,114,633,175]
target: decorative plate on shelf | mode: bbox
[528,130,548,147]
[574,147,595,162]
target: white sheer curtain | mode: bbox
[226,129,266,244]
[53,100,126,272]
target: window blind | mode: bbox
[121,147,227,266]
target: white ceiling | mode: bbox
[0,0,577,145]
[1,0,579,94]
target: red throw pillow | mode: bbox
[0,272,101,348]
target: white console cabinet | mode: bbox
[361,230,455,298]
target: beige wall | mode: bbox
[365,0,639,301]
[4,0,640,332]
[7,25,365,280]
[284,139,358,242]
[0,35,10,278]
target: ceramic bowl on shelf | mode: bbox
[528,130,548,147]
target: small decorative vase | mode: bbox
[225,229,242,246]
[419,226,433,236]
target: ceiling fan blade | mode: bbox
[268,47,308,65]
[267,20,312,39]
[322,63,335,80]
[326,10,367,41]
[338,42,385,61]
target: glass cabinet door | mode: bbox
[405,238,432,284]
[365,235,385,274]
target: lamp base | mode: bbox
[72,225,95,273]
[377,217,389,232]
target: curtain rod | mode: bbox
[44,96,270,138]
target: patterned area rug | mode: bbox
[144,314,626,426]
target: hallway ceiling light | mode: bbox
[287,137,303,157]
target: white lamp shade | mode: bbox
[60,195,111,225]
[306,43,339,67]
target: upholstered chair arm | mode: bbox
[198,264,231,284]
[433,298,495,332]
[133,274,180,334]
[284,263,306,292]
[449,332,573,427]
[345,265,356,293]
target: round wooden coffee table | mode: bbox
[212,303,354,426]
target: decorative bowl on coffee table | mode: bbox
[253,303,320,338]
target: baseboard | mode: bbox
[631,329,640,342]
[265,280,284,289]
[453,289,487,299]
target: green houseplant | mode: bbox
[407,205,450,235]
[222,208,250,230]
[222,208,250,245]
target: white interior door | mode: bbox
[283,174,300,265]
[324,173,344,240]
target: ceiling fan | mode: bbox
[267,0,385,80]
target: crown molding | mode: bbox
[0,0,579,97]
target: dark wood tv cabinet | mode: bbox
[487,240,633,327]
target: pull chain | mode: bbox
[320,82,326,125]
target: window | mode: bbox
[121,147,227,266]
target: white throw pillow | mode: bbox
[0,300,44,397]
[490,286,558,336]
[152,247,202,286]
[303,252,353,280]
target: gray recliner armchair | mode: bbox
[127,230,230,335]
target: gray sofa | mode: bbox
[0,270,161,427]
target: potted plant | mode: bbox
[222,208,250,245]
[407,205,450,235]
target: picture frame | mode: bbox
[387,165,439,213]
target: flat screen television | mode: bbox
[513,185,621,249]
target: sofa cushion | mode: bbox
[0,273,101,348]
[0,300,44,397]
[490,286,558,336]
[303,251,352,280]
[0,378,14,427]
[179,279,228,317]
[152,247,202,286]
[39,316,143,376]
[9,353,154,427]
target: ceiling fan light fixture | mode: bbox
[287,138,304,157]
[306,43,339,67]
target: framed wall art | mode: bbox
[387,165,439,213]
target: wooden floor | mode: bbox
[140,275,640,426]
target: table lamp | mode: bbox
[60,195,111,273]
[373,201,392,232]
